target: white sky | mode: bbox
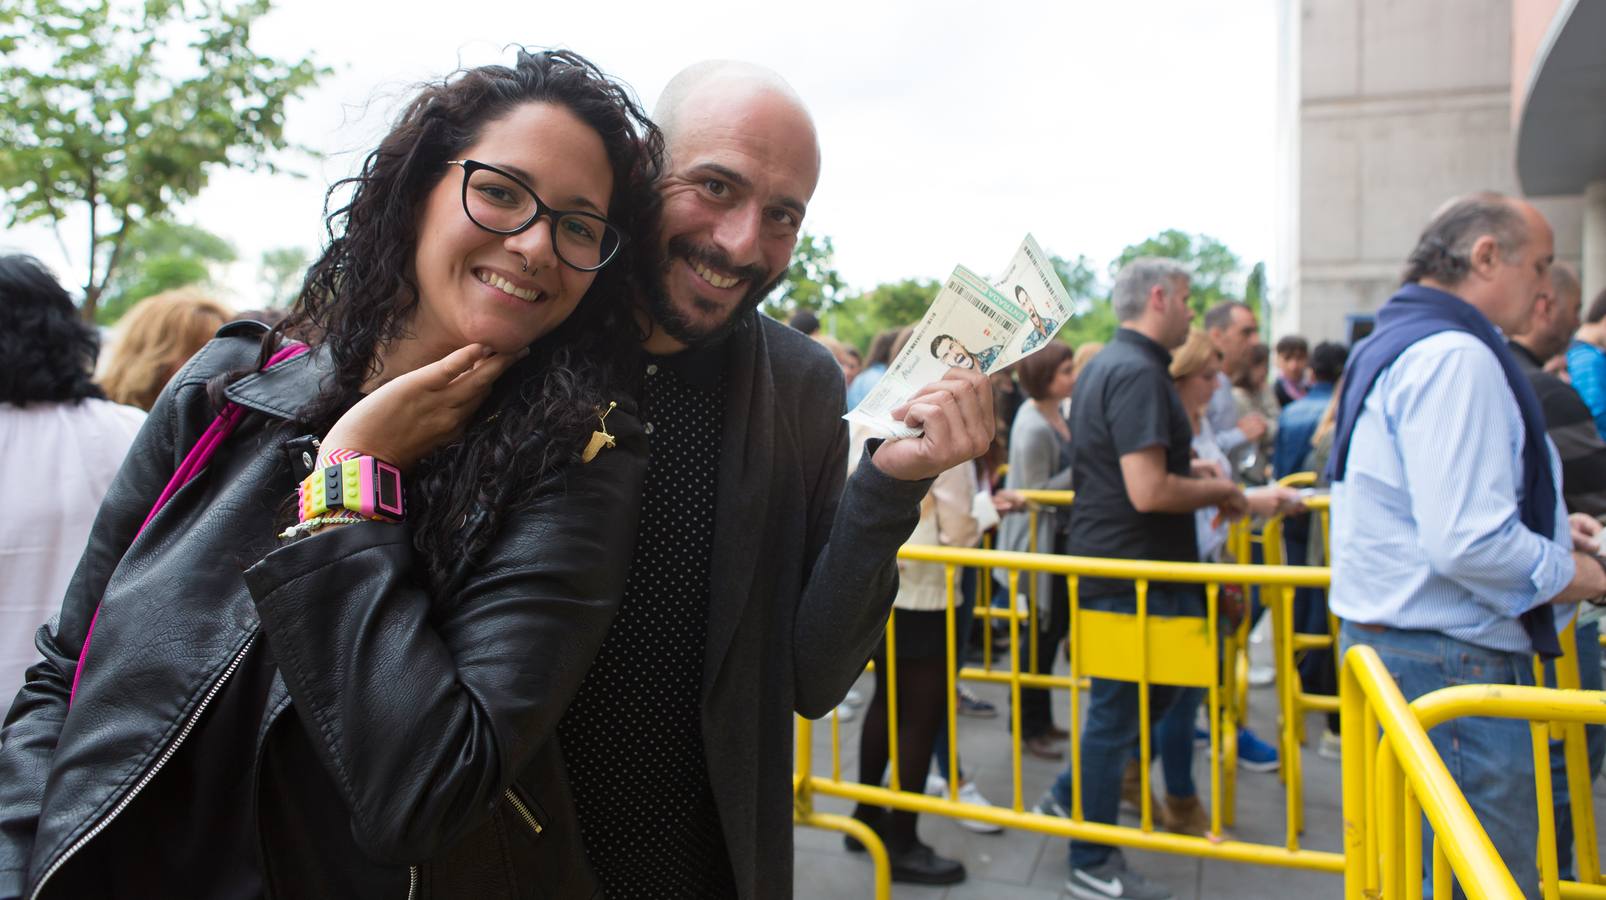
[3,0,1281,309]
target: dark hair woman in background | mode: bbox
[0,49,658,899]
[0,255,146,699]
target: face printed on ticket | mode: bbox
[845,233,1077,440]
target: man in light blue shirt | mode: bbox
[1330,192,1606,898]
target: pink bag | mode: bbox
[69,342,309,706]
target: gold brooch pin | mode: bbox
[582,401,618,463]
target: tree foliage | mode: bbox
[826,278,939,353]
[0,0,326,319]
[96,219,235,324]
[1111,229,1244,320]
[764,231,844,320]
[259,244,307,307]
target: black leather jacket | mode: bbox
[0,324,646,899]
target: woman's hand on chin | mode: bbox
[323,342,526,472]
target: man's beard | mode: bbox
[646,235,784,349]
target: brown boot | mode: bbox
[1119,758,1143,814]
[1160,793,1212,837]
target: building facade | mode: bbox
[1276,0,1597,342]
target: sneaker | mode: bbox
[1034,789,1070,819]
[954,779,1003,834]
[1160,793,1211,837]
[1248,664,1275,687]
[844,687,865,706]
[1193,726,1210,749]
[1318,729,1342,760]
[957,687,998,718]
[1238,727,1280,772]
[1066,853,1174,899]
[1119,758,1143,814]
[832,701,855,722]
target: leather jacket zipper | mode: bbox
[504,787,543,836]
[29,635,258,900]
[400,789,536,899]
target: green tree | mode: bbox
[97,219,236,324]
[1111,229,1244,320]
[0,0,325,320]
[827,278,940,352]
[260,245,308,307]
[1048,253,1115,347]
[765,231,844,320]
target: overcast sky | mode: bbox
[3,0,1283,309]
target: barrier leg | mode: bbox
[1535,720,1562,900]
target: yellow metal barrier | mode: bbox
[792,545,1342,896]
[1341,643,1606,899]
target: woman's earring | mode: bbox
[582,401,618,463]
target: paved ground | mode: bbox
[791,630,1605,899]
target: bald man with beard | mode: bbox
[552,62,996,897]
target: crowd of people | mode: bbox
[2,45,1603,900]
[797,192,1606,900]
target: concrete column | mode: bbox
[1586,180,1606,305]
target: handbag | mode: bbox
[68,341,309,706]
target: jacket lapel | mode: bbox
[224,344,334,422]
[703,318,775,699]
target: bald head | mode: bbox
[654,61,818,165]
[1514,262,1581,363]
[640,61,823,353]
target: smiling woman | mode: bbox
[0,49,664,899]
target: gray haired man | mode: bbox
[1036,258,1246,900]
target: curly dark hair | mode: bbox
[0,254,105,406]
[239,49,662,592]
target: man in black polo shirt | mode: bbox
[1036,257,1247,900]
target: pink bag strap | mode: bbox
[69,342,310,706]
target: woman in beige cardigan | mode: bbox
[847,457,986,885]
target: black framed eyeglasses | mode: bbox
[445,159,625,272]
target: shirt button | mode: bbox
[646,364,659,375]
[645,422,655,435]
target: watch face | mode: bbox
[377,463,403,517]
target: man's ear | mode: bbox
[1468,234,1501,279]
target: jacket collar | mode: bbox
[224,343,335,421]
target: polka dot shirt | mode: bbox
[557,351,736,898]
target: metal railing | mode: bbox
[793,544,1341,897]
[1340,641,1606,899]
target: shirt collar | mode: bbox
[1507,340,1544,370]
[1115,326,1174,366]
[650,337,728,391]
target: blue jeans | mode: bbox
[1544,620,1604,879]
[1050,588,1202,869]
[1155,686,1204,798]
[1340,623,1540,899]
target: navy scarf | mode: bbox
[1327,283,1561,658]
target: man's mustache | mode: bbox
[665,236,768,286]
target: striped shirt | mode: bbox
[1329,331,1576,654]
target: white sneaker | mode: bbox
[832,702,855,722]
[1318,729,1342,760]
[926,773,1003,832]
[954,779,1003,834]
[844,688,865,706]
[1248,665,1275,687]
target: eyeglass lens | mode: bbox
[462,165,619,270]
